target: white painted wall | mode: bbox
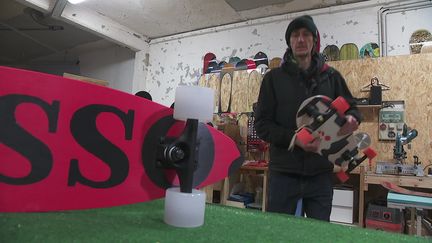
[137,0,431,106]
[79,45,135,93]
[385,5,432,56]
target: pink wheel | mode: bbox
[363,147,377,159]
[336,171,349,183]
[297,128,314,145]
[331,96,350,115]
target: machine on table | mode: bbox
[376,123,424,176]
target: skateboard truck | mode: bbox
[162,86,214,228]
[157,118,198,193]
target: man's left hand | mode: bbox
[337,115,359,136]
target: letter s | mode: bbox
[68,105,134,188]
[0,95,59,185]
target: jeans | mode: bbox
[267,170,333,221]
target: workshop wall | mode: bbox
[329,53,432,168]
[79,45,135,93]
[142,2,432,106]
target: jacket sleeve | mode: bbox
[332,69,362,124]
[254,71,295,147]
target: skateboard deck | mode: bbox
[203,52,216,74]
[269,57,282,69]
[220,72,232,113]
[0,66,243,212]
[231,70,249,112]
[245,59,257,70]
[206,60,220,73]
[207,73,221,113]
[381,182,432,198]
[323,45,340,61]
[254,51,269,67]
[229,56,241,65]
[247,70,262,112]
[339,43,359,60]
[360,43,380,58]
[295,95,376,181]
[235,59,248,71]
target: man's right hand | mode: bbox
[295,136,320,153]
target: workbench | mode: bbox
[358,166,432,230]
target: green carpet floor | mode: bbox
[1,199,429,242]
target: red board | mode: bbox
[0,66,243,212]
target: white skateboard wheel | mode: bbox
[173,86,214,122]
[354,132,371,150]
[164,187,206,228]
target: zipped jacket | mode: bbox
[254,52,361,175]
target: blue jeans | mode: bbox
[267,170,333,221]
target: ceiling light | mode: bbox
[68,0,86,4]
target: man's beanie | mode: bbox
[285,15,318,47]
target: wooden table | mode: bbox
[358,166,432,228]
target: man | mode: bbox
[254,15,361,221]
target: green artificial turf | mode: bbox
[1,199,429,243]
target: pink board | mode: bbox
[0,66,243,212]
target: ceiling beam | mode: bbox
[0,21,59,52]
[51,0,68,18]
[16,0,148,51]
[15,0,53,13]
[59,3,149,51]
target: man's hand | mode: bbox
[295,136,321,153]
[338,115,359,136]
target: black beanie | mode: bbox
[285,15,318,47]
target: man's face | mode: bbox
[290,27,315,58]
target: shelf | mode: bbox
[357,104,381,108]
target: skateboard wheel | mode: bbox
[173,86,214,122]
[297,128,314,145]
[336,171,349,182]
[164,187,206,228]
[331,96,350,115]
[363,147,377,159]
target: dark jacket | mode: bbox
[254,52,361,176]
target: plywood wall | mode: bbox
[199,53,432,169]
[329,53,432,168]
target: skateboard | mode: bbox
[269,57,282,69]
[220,72,232,113]
[229,56,241,65]
[254,51,269,67]
[247,70,262,112]
[295,95,376,182]
[206,60,220,73]
[381,181,432,198]
[339,43,359,60]
[231,70,249,112]
[245,59,257,70]
[360,43,380,58]
[235,59,248,70]
[203,52,216,74]
[0,66,243,212]
[323,45,340,61]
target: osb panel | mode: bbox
[198,74,208,88]
[329,53,432,168]
[207,73,221,112]
[220,73,232,113]
[248,70,262,112]
[231,70,249,113]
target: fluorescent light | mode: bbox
[68,0,86,4]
